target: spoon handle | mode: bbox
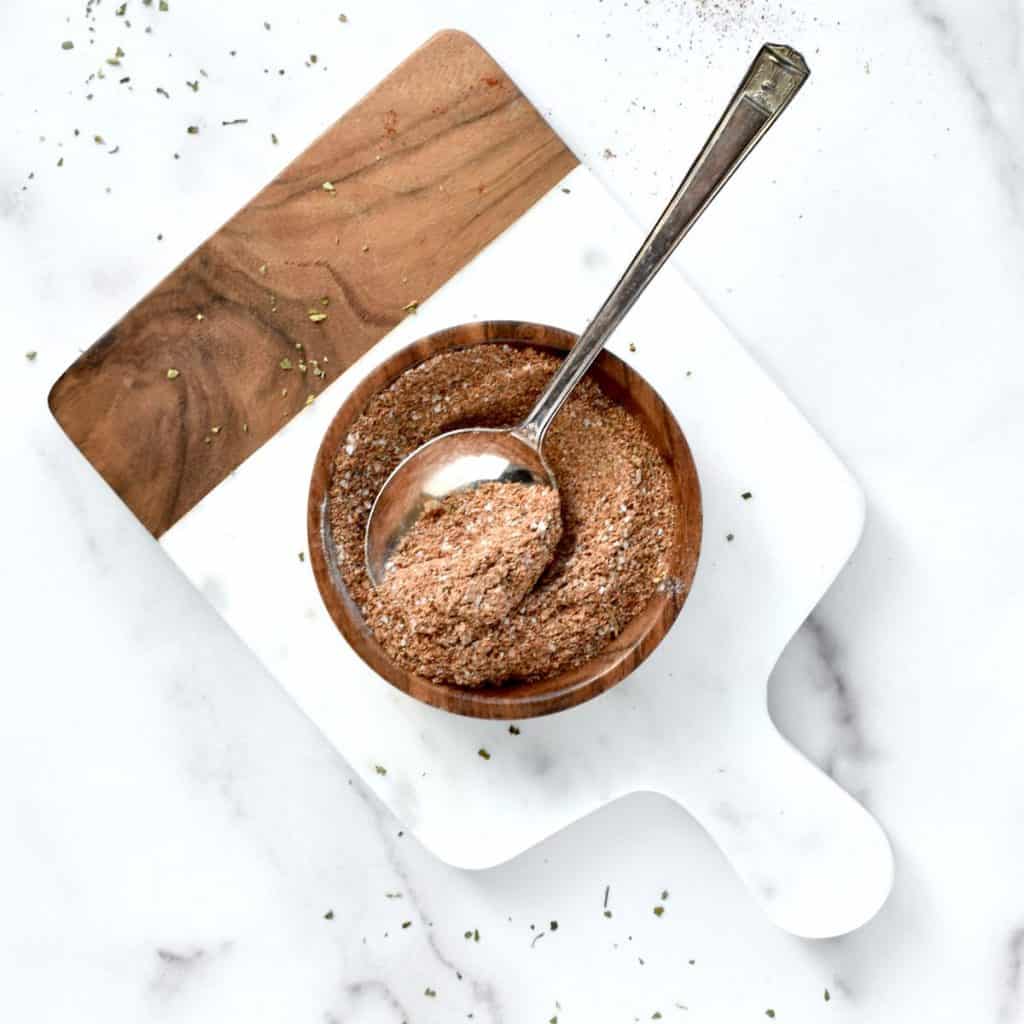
[515,43,810,445]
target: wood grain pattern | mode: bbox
[308,322,703,719]
[48,31,577,537]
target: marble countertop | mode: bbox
[3,1,1022,1021]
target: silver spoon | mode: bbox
[365,43,809,587]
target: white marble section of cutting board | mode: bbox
[161,163,893,938]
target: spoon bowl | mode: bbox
[365,427,556,588]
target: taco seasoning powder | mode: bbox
[327,344,679,687]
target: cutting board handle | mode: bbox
[659,711,893,938]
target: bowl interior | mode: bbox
[307,320,702,718]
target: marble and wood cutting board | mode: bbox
[48,29,893,938]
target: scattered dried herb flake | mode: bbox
[166,368,180,379]
[61,40,74,50]
[478,748,491,760]
[324,909,334,919]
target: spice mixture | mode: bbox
[328,345,679,687]
[377,482,563,632]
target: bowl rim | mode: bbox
[306,320,702,719]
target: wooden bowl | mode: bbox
[307,321,702,718]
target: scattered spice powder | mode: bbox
[327,345,679,687]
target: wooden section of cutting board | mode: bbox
[48,30,577,537]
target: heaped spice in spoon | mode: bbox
[328,345,679,687]
[377,481,561,631]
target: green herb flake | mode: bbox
[309,54,318,64]
[298,552,305,562]
[477,748,490,760]
[57,157,64,167]
[401,920,411,929]
[166,368,180,379]
[741,491,752,500]
[279,357,293,370]
[653,1014,663,1020]
[322,181,335,192]
[308,311,328,323]
[186,79,198,92]
[603,910,612,918]
[93,135,105,145]
[25,350,38,361]
[688,959,695,965]
[324,909,334,919]
[338,12,348,22]
[765,1012,775,1019]
[271,133,279,145]
[304,394,315,407]
[726,533,735,542]
[385,891,402,899]
[549,920,558,931]
[61,40,74,50]
[653,905,665,917]
[824,989,831,1002]
[156,86,169,98]
[402,300,419,315]
[509,724,520,735]
[424,988,436,998]
[374,764,387,776]
[115,2,126,14]
[186,125,199,135]
[159,0,168,10]
[661,889,669,900]
[464,930,472,939]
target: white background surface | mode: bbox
[2,1,1023,1022]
